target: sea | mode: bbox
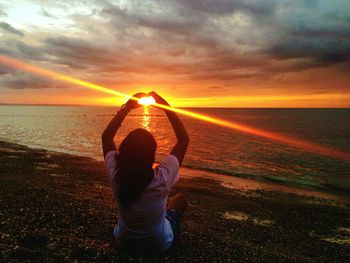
[0,105,349,193]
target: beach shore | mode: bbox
[0,140,349,262]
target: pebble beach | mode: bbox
[0,140,349,262]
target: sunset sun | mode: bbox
[137,96,156,106]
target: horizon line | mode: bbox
[0,103,349,109]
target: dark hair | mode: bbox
[116,128,156,208]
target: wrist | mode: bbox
[117,105,129,117]
[120,103,130,112]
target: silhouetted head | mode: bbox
[116,128,157,208]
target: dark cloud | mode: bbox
[175,0,276,16]
[267,37,350,66]
[41,36,177,75]
[0,39,45,61]
[1,74,66,89]
[102,4,203,39]
[0,64,16,75]
[319,53,350,63]
[293,28,350,40]
[41,8,57,18]
[0,22,24,36]
[44,36,114,70]
[99,3,261,79]
[1,0,350,92]
[262,1,350,71]
[44,35,190,75]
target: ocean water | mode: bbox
[0,105,349,192]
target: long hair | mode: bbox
[116,128,156,208]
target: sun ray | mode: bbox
[0,54,349,161]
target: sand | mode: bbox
[0,140,349,262]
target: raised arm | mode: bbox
[149,91,189,166]
[102,92,146,158]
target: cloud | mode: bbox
[0,39,44,61]
[267,31,350,67]
[1,0,350,96]
[1,73,66,89]
[0,22,24,36]
[264,0,350,67]
[0,4,6,16]
[44,36,112,69]
[0,64,16,75]
[40,8,57,18]
[175,0,276,16]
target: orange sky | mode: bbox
[2,89,350,108]
[0,1,350,107]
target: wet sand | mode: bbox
[0,140,349,262]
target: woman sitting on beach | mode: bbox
[102,91,189,253]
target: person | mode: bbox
[102,91,189,253]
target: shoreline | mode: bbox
[1,140,349,261]
[1,139,346,202]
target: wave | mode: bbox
[181,163,348,193]
[182,163,246,178]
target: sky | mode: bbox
[0,0,349,107]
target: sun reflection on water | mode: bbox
[142,106,151,131]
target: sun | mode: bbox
[137,96,156,106]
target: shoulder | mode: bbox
[154,155,180,191]
[158,154,179,172]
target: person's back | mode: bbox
[102,92,189,253]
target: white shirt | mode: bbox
[105,151,180,252]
